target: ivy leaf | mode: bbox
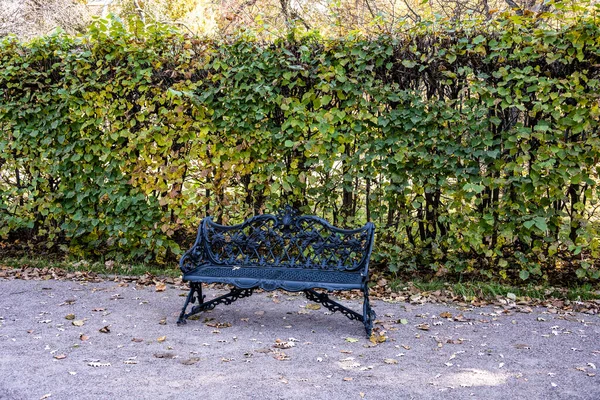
[519,270,530,280]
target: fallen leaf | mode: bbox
[40,394,52,400]
[416,323,430,331]
[206,321,232,329]
[65,314,75,320]
[154,352,176,359]
[272,351,291,361]
[306,304,321,311]
[72,320,85,327]
[402,345,411,350]
[343,377,353,382]
[131,338,144,343]
[157,336,167,343]
[254,311,265,316]
[338,359,361,370]
[399,319,409,325]
[87,361,111,367]
[180,357,201,365]
[454,314,469,322]
[155,282,166,292]
[384,358,398,364]
[123,360,138,365]
[79,334,89,341]
[99,325,110,333]
[53,354,67,360]
[273,339,295,349]
[346,337,359,343]
[440,312,453,319]
[159,318,167,325]
[369,330,387,344]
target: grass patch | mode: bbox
[3,256,599,302]
[389,278,600,302]
[0,256,180,279]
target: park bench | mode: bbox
[177,207,377,337]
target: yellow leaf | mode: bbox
[157,336,167,343]
[305,303,321,310]
[72,320,85,327]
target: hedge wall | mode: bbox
[1,10,599,282]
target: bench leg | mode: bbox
[178,283,255,325]
[304,289,364,321]
[362,285,376,337]
[177,282,204,325]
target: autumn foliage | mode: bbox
[1,9,599,283]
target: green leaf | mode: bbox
[524,220,535,229]
[519,270,530,280]
[575,268,587,279]
[533,217,547,232]
[402,60,416,68]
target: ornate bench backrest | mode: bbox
[201,207,374,272]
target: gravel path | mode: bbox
[0,278,599,400]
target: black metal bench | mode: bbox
[177,207,376,337]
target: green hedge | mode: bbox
[1,10,599,282]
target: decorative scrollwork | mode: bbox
[189,287,255,315]
[303,289,363,322]
[202,207,373,272]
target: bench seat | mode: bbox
[183,265,365,291]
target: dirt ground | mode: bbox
[0,277,599,400]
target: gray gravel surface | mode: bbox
[0,278,599,400]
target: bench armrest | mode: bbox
[179,219,207,274]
